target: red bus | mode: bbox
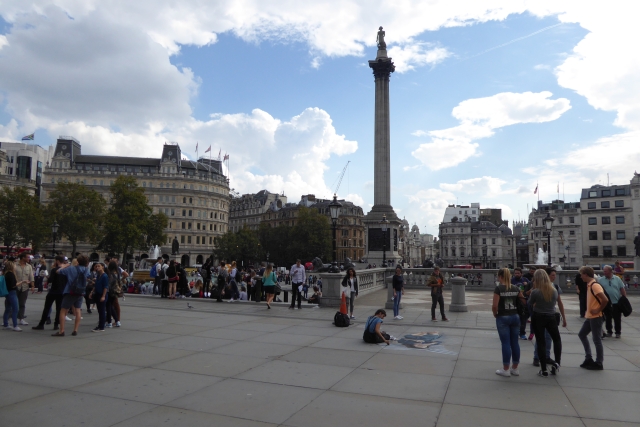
[452,264,474,269]
[0,246,32,257]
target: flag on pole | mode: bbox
[223,154,229,161]
[218,149,221,160]
[195,142,198,152]
[533,184,538,194]
[21,133,34,141]
[205,146,211,153]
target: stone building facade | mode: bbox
[41,137,230,266]
[260,194,366,262]
[528,200,582,269]
[0,141,53,196]
[229,190,287,232]
[439,219,515,269]
[580,182,634,267]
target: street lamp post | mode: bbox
[329,195,342,273]
[51,221,59,257]
[380,214,389,268]
[543,212,555,268]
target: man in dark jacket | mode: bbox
[427,267,448,322]
[32,256,67,331]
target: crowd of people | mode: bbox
[2,253,129,335]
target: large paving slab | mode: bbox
[3,289,640,426]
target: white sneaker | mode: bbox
[13,326,22,332]
[107,323,113,328]
[116,321,121,327]
[393,315,399,320]
[19,319,28,325]
[495,369,511,377]
[397,316,403,320]
[65,316,72,321]
[510,368,520,376]
[4,325,13,330]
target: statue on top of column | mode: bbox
[377,26,386,50]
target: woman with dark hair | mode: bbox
[2,261,21,331]
[392,266,405,320]
[341,268,359,319]
[90,263,108,332]
[167,260,179,299]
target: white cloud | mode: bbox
[344,193,365,207]
[388,42,450,73]
[411,130,428,137]
[407,188,456,229]
[411,91,571,170]
[0,35,8,50]
[440,176,506,197]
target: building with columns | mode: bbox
[42,137,230,266]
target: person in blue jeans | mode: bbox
[492,268,526,377]
[392,266,404,320]
[3,261,21,331]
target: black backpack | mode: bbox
[334,311,350,327]
[591,283,613,317]
[158,265,166,280]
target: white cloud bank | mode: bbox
[411,91,571,170]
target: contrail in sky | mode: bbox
[463,22,564,60]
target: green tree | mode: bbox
[98,176,167,263]
[45,182,107,257]
[0,187,48,251]
[289,207,332,262]
[213,226,261,267]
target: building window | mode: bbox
[589,246,598,256]
[615,188,625,196]
[182,209,186,216]
[615,200,624,207]
[601,201,610,208]
[603,231,611,240]
[187,236,192,244]
[569,230,575,235]
[189,210,192,217]
[183,197,186,203]
[180,236,185,244]
[615,216,625,224]
[142,182,146,187]
[602,190,611,197]
[491,238,496,244]
[188,222,192,230]
[618,246,627,256]
[602,217,610,224]
[196,236,200,244]
[588,217,597,225]
[589,191,597,198]
[617,231,625,239]
[492,249,496,257]
[589,231,597,240]
[482,238,486,244]
[603,246,613,257]
[181,222,185,229]
[558,217,563,224]
[569,217,575,223]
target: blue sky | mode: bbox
[0,2,637,235]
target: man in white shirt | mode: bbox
[289,259,306,310]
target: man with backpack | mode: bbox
[598,265,627,338]
[53,254,90,337]
[150,257,162,295]
[578,266,609,370]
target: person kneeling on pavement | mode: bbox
[363,309,390,345]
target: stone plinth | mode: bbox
[449,276,468,312]
[317,272,345,308]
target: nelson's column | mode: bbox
[363,26,401,267]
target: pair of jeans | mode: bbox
[578,291,587,317]
[532,312,562,371]
[290,283,302,309]
[94,295,107,329]
[496,314,521,366]
[36,277,44,292]
[106,297,119,323]
[533,329,552,361]
[3,291,19,327]
[153,277,161,295]
[16,288,29,319]
[393,290,402,317]
[579,317,604,363]
[604,304,622,335]
[38,293,62,327]
[431,293,445,319]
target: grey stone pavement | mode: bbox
[2,289,640,427]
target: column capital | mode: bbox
[368,58,395,80]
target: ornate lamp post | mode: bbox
[380,214,389,268]
[329,195,342,272]
[51,221,59,257]
[543,212,555,268]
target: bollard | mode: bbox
[449,276,468,312]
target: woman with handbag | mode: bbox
[166,260,179,299]
[492,268,526,377]
[529,269,566,377]
[262,264,277,309]
[2,261,21,331]
[106,261,121,327]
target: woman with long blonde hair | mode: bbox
[529,269,565,377]
[492,268,526,377]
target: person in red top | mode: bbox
[577,266,609,370]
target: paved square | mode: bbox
[2,289,640,426]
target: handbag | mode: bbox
[618,295,633,317]
[0,275,8,297]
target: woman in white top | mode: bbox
[341,268,359,319]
